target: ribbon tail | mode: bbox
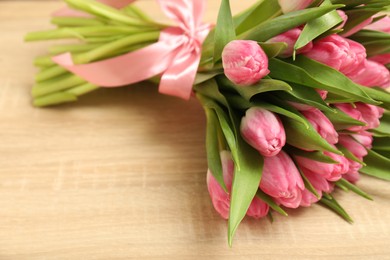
[53,41,178,87]
[159,49,201,100]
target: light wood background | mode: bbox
[0,1,389,259]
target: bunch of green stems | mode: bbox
[25,0,165,107]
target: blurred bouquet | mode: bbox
[26,0,390,245]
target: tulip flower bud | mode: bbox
[344,161,361,183]
[355,103,384,130]
[304,35,365,76]
[348,60,390,88]
[338,135,367,159]
[295,151,349,181]
[334,103,366,132]
[267,28,313,58]
[222,40,270,86]
[341,17,373,37]
[278,0,314,14]
[336,10,348,30]
[365,16,390,33]
[241,107,286,157]
[301,108,339,144]
[260,151,305,208]
[206,151,234,219]
[351,131,373,149]
[300,168,333,207]
[369,53,390,66]
[246,197,269,219]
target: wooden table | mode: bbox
[1,1,389,259]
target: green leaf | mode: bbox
[336,179,373,201]
[204,108,227,192]
[240,5,344,42]
[219,76,292,101]
[360,149,390,181]
[342,8,383,36]
[228,111,264,247]
[235,0,282,35]
[194,71,223,85]
[285,145,340,164]
[372,137,390,151]
[295,0,343,51]
[295,161,320,199]
[323,108,367,130]
[258,42,288,58]
[214,0,236,63]
[256,190,288,216]
[373,111,390,136]
[276,83,335,114]
[320,194,354,223]
[268,57,380,105]
[253,102,310,128]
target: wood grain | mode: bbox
[0,1,389,259]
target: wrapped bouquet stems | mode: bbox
[26,0,390,245]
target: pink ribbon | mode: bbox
[53,0,211,100]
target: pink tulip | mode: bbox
[241,107,286,157]
[338,135,367,159]
[278,0,314,14]
[267,28,313,58]
[260,151,305,208]
[336,10,348,30]
[222,40,269,86]
[304,35,364,75]
[295,151,349,181]
[206,151,234,219]
[344,161,361,183]
[355,103,384,130]
[246,196,270,219]
[341,17,373,37]
[343,39,367,76]
[207,151,269,220]
[207,170,230,219]
[369,53,390,65]
[349,60,390,88]
[365,16,390,33]
[301,108,339,144]
[351,131,373,149]
[334,103,366,132]
[300,168,333,207]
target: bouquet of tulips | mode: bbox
[26,0,390,245]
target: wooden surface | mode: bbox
[1,1,390,259]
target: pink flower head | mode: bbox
[267,28,313,58]
[304,35,364,75]
[342,17,374,37]
[278,0,314,14]
[334,103,366,132]
[246,196,270,219]
[344,161,362,183]
[301,108,339,144]
[207,151,269,220]
[369,53,390,66]
[300,168,333,207]
[206,151,234,219]
[351,131,373,149]
[343,39,367,76]
[241,107,286,157]
[338,135,367,159]
[295,151,349,181]
[260,151,305,208]
[336,10,348,30]
[365,16,390,33]
[222,40,269,86]
[349,60,390,88]
[355,103,384,130]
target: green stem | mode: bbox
[36,66,68,82]
[51,17,106,27]
[66,83,99,96]
[73,31,159,63]
[32,74,85,98]
[64,0,152,28]
[33,92,77,107]
[34,56,55,67]
[49,43,104,55]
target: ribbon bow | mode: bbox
[53,0,211,100]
